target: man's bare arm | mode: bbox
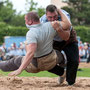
[51,21,70,41]
[56,28,70,41]
[9,43,37,76]
[57,9,71,30]
[51,9,71,41]
[19,43,37,71]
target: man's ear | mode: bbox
[28,20,33,25]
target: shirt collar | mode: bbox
[29,23,42,28]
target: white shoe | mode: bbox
[58,70,66,84]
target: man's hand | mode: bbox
[8,69,22,76]
[51,21,62,31]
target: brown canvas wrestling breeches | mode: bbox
[25,50,58,73]
[0,50,65,73]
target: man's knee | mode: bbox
[25,63,40,73]
[48,65,64,76]
[14,56,23,67]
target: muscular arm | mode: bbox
[9,43,37,76]
[57,9,71,30]
[51,9,71,41]
[52,22,70,41]
[56,28,70,41]
[19,43,37,71]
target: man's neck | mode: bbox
[32,21,40,25]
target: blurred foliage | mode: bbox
[9,14,25,26]
[62,0,90,25]
[0,0,89,45]
[25,0,45,17]
[0,22,28,44]
[0,0,45,26]
[74,26,90,43]
[37,7,45,17]
[0,22,90,44]
[25,0,38,11]
[0,0,16,23]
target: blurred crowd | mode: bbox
[0,41,90,63]
[78,41,90,63]
[0,42,26,61]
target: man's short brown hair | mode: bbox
[26,11,39,22]
[46,4,57,13]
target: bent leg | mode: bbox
[48,65,64,76]
[48,50,65,76]
[0,56,23,72]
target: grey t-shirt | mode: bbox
[26,22,61,57]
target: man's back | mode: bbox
[26,22,57,57]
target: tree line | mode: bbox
[0,0,90,44]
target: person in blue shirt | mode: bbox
[40,4,79,85]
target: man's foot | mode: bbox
[67,82,75,86]
[58,70,66,84]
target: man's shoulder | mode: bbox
[42,22,55,33]
[59,9,70,21]
[40,14,48,23]
[61,9,69,14]
[42,22,51,27]
[26,29,37,36]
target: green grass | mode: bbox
[77,68,90,77]
[0,68,90,77]
[0,70,58,77]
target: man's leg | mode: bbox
[48,50,66,84]
[0,56,23,72]
[63,42,79,85]
[47,41,67,85]
[48,65,64,76]
[48,50,65,76]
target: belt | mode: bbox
[34,50,53,59]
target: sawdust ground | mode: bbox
[0,62,90,90]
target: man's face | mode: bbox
[46,10,58,22]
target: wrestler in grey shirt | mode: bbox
[26,22,62,57]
